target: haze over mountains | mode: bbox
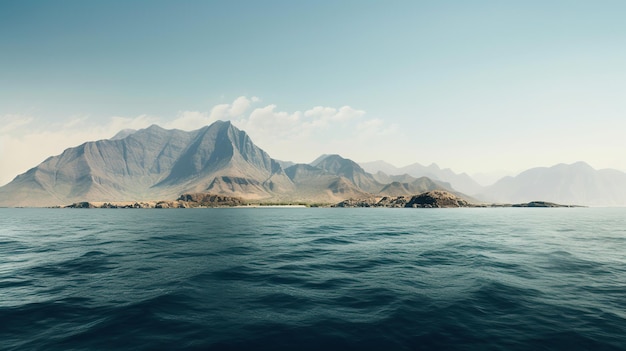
[1,120,625,207]
[360,160,484,195]
[478,162,626,207]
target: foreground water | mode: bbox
[1,208,625,350]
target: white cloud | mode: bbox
[164,111,212,131]
[356,118,399,137]
[228,96,252,117]
[227,103,391,164]
[305,105,364,121]
[163,96,259,131]
[207,104,229,121]
[245,105,301,132]
[0,114,34,133]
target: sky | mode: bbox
[1,0,626,186]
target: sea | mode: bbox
[1,207,625,350]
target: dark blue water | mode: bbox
[1,208,625,350]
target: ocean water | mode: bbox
[1,208,625,351]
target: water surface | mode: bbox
[1,208,625,350]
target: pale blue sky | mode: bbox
[1,1,626,185]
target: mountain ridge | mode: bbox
[0,122,460,207]
[1,121,625,207]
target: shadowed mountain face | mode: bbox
[478,162,626,206]
[0,121,293,206]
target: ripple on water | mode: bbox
[1,208,625,350]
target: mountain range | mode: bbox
[359,160,626,206]
[0,121,455,207]
[1,120,625,207]
[360,160,484,195]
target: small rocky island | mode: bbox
[332,190,580,208]
[333,190,472,208]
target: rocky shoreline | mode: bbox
[65,193,246,209]
[333,191,580,208]
[63,190,580,209]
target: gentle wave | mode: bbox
[1,208,625,350]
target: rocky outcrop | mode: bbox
[332,197,379,208]
[66,201,155,208]
[176,193,244,207]
[405,190,471,208]
[511,201,579,208]
[66,202,97,208]
[376,196,410,208]
[65,193,245,208]
[333,190,473,208]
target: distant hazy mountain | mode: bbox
[308,154,459,197]
[0,121,293,207]
[379,178,444,197]
[358,160,400,176]
[360,160,484,195]
[370,171,455,195]
[478,162,626,206]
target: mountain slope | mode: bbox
[378,177,447,196]
[284,164,370,202]
[0,121,293,206]
[478,162,626,206]
[312,154,384,193]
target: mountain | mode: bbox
[478,162,626,206]
[360,160,484,195]
[284,163,370,202]
[378,177,447,196]
[0,121,293,207]
[372,171,454,191]
[306,154,460,197]
[312,154,383,193]
[358,160,400,176]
